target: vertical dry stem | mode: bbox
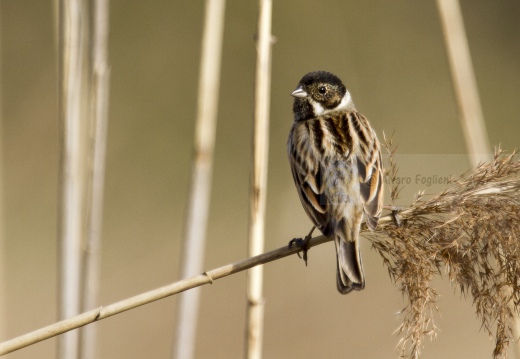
[0,6,5,342]
[436,0,491,167]
[58,0,87,358]
[172,1,226,358]
[79,0,110,358]
[246,0,272,358]
[437,3,519,358]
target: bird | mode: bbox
[287,71,383,294]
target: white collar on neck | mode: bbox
[309,91,354,116]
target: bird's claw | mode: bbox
[288,237,310,266]
[288,227,315,266]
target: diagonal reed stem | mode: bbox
[0,234,331,356]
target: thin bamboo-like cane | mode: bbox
[246,1,272,358]
[436,2,520,357]
[0,7,5,342]
[58,0,87,358]
[172,1,225,359]
[78,0,110,358]
[436,0,491,168]
[0,234,331,356]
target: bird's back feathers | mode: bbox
[288,111,383,232]
[288,71,383,294]
[288,111,383,294]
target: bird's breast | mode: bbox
[289,113,356,161]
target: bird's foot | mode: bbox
[288,227,315,266]
[288,237,310,265]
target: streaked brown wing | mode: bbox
[357,139,384,230]
[289,157,334,237]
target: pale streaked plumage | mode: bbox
[288,71,383,294]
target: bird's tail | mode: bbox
[334,226,365,294]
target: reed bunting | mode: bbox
[287,71,383,294]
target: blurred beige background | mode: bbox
[2,1,520,358]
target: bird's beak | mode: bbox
[291,86,308,98]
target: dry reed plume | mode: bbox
[368,136,520,358]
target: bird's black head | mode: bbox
[291,71,352,121]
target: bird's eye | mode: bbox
[318,86,327,94]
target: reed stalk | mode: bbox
[57,0,88,357]
[172,1,226,358]
[78,0,110,358]
[245,1,273,358]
